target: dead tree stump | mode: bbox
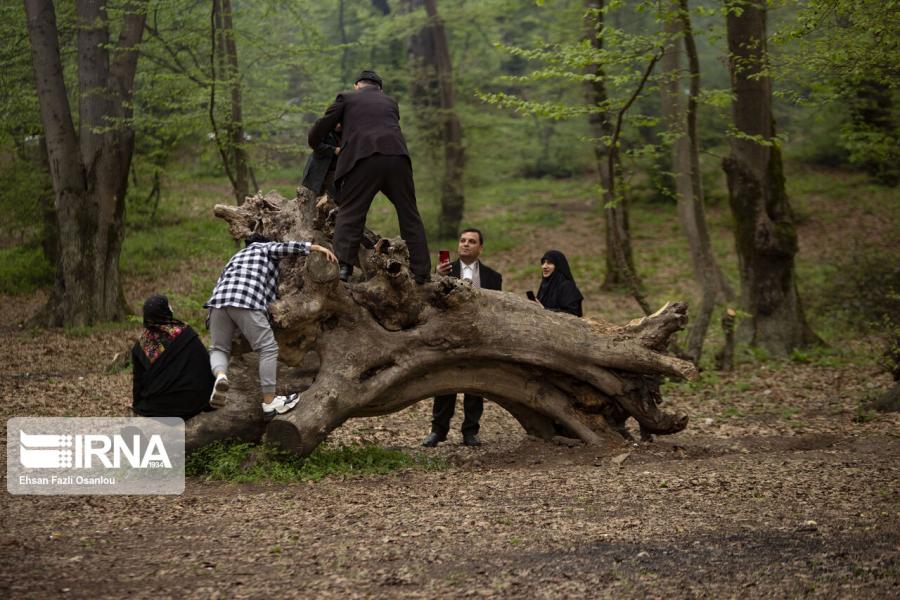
[185,188,696,455]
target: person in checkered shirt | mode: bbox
[204,234,337,415]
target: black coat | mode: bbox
[302,129,341,196]
[537,250,583,317]
[307,86,410,181]
[449,259,502,291]
[131,325,214,419]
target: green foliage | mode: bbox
[772,0,900,182]
[772,0,900,89]
[474,0,733,209]
[852,404,878,424]
[0,4,54,248]
[120,215,233,279]
[133,0,338,176]
[186,440,446,482]
[2,0,894,351]
[112,176,235,325]
[804,244,900,336]
[0,155,52,245]
[0,244,53,295]
[840,116,900,186]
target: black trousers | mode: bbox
[431,394,483,438]
[334,154,431,277]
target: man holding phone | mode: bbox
[422,228,502,447]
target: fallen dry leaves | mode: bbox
[1,291,897,598]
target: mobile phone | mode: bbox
[526,291,536,301]
[439,249,450,264]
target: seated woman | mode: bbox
[132,295,214,419]
[534,250,584,317]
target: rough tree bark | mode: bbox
[184,187,695,456]
[210,0,251,205]
[407,0,465,240]
[660,0,732,362]
[424,0,465,240]
[723,1,819,355]
[24,0,147,326]
[584,0,636,291]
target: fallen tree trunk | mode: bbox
[186,187,696,455]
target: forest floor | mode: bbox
[1,166,898,598]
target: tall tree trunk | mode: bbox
[407,0,439,164]
[661,0,731,362]
[24,0,145,326]
[423,0,465,240]
[338,0,349,82]
[583,0,636,290]
[722,1,819,355]
[211,0,251,205]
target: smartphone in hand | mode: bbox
[526,291,536,301]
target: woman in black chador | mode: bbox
[131,295,214,419]
[534,250,584,317]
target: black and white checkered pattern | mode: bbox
[205,241,311,311]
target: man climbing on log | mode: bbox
[423,228,503,447]
[205,234,337,415]
[307,69,432,284]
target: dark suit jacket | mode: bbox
[450,259,502,291]
[307,87,409,181]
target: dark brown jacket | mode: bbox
[307,86,409,181]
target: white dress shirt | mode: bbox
[460,260,481,288]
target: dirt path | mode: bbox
[2,427,897,598]
[1,321,898,598]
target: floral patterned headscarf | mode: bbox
[139,295,185,364]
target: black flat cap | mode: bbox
[355,70,383,89]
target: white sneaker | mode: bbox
[262,393,301,415]
[276,393,301,414]
[261,396,284,414]
[209,373,229,407]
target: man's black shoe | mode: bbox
[413,273,430,285]
[421,433,445,447]
[339,263,353,282]
[463,434,482,447]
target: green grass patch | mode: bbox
[461,177,596,251]
[661,369,722,395]
[0,243,53,294]
[64,317,142,339]
[779,406,801,420]
[121,216,234,279]
[722,405,746,418]
[186,440,446,483]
